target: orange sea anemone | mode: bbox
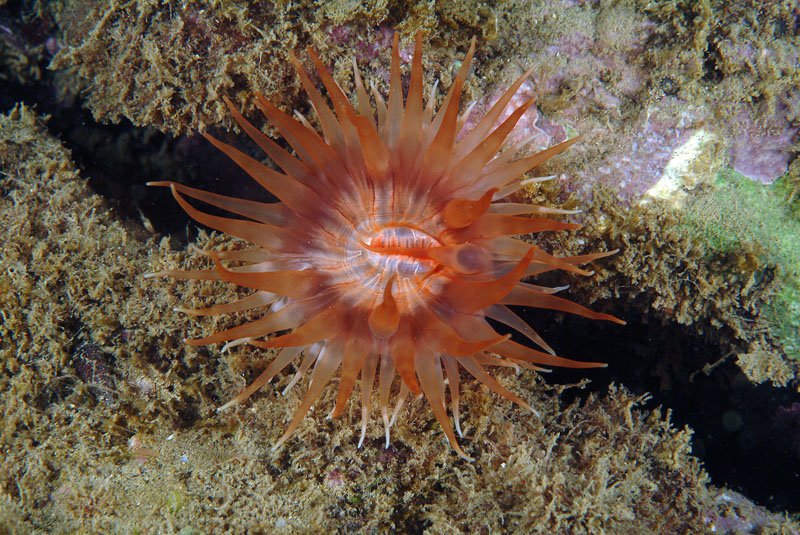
[148,32,624,460]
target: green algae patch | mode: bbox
[679,168,800,362]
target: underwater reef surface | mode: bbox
[0,0,799,532]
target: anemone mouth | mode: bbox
[362,225,441,276]
[147,31,624,460]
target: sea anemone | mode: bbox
[148,32,624,460]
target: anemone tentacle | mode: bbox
[149,31,624,460]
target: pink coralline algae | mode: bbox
[584,101,708,202]
[325,468,344,488]
[327,25,411,63]
[458,13,797,201]
[462,78,567,151]
[702,490,800,535]
[465,22,710,204]
[728,101,799,185]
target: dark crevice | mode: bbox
[701,43,724,84]
[533,308,800,513]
